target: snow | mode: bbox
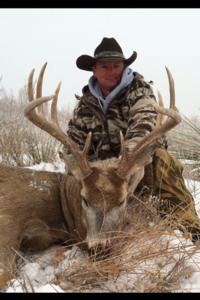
[6,281,64,293]
[26,161,65,173]
[181,159,200,165]
[4,162,200,293]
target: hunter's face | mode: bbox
[92,61,125,95]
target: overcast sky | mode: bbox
[0,8,200,117]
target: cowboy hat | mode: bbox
[76,37,137,71]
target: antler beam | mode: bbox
[25,63,92,178]
[117,66,182,177]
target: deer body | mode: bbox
[0,158,131,287]
[0,165,66,286]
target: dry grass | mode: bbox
[5,199,199,293]
[167,115,200,162]
[167,115,200,183]
[54,231,190,292]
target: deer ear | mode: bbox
[129,154,153,177]
[127,168,145,196]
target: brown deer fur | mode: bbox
[0,165,65,287]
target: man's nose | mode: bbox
[107,67,115,73]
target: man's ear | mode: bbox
[92,65,97,77]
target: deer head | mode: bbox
[24,63,181,254]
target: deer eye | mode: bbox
[118,199,126,207]
[81,197,89,209]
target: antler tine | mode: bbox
[117,67,182,178]
[119,131,125,155]
[157,90,164,107]
[156,90,165,127]
[36,62,47,98]
[151,66,180,121]
[25,64,92,178]
[28,69,35,102]
[51,82,61,126]
[82,132,92,156]
[26,63,55,125]
[165,66,175,109]
[36,62,48,116]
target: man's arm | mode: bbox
[125,75,166,149]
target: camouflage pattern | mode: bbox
[152,148,200,241]
[67,72,166,160]
[136,148,200,240]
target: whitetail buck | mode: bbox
[0,63,181,288]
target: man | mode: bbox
[66,37,200,242]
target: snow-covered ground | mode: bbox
[4,162,200,293]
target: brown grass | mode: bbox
[40,223,197,292]
[6,200,198,293]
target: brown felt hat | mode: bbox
[76,37,137,71]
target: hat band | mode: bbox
[95,51,125,59]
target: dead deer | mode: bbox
[0,63,181,288]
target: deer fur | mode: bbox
[0,165,64,286]
[0,157,135,288]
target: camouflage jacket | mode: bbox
[66,72,167,161]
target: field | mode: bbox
[1,89,200,293]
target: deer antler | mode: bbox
[117,66,182,178]
[25,62,92,178]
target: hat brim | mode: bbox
[76,51,137,71]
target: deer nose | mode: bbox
[88,238,112,260]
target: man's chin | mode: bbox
[106,83,119,91]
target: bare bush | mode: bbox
[167,115,200,161]
[0,86,71,167]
